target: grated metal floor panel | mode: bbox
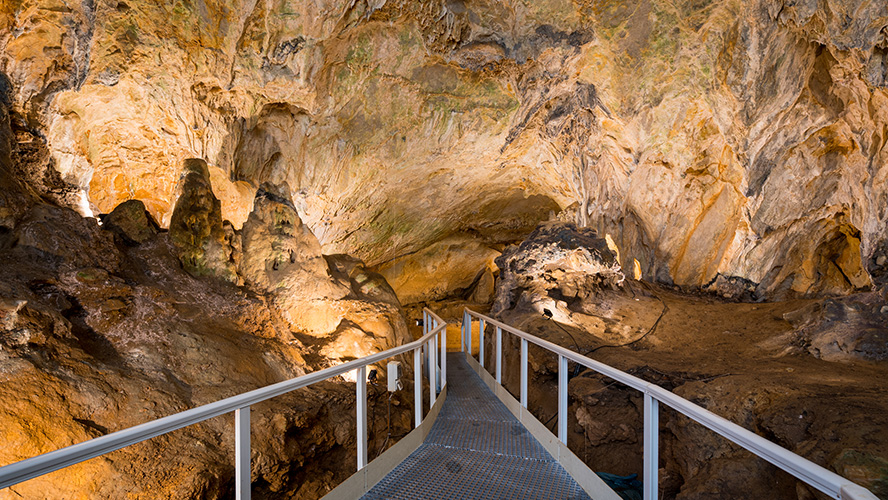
[361,353,592,500]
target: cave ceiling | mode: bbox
[2,0,888,298]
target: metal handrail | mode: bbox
[0,308,448,500]
[462,308,879,500]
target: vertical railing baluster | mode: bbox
[356,366,367,470]
[464,310,470,352]
[439,319,446,388]
[644,393,659,500]
[495,326,502,384]
[413,347,422,428]
[235,407,251,500]
[520,338,528,408]
[468,313,473,355]
[461,311,466,352]
[558,355,568,444]
[414,347,422,428]
[479,318,486,368]
[429,335,437,406]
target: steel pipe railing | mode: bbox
[0,309,448,499]
[462,308,879,500]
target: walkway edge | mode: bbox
[323,386,448,500]
[464,353,622,500]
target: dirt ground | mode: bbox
[415,282,888,499]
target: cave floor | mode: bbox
[485,282,888,498]
[361,353,592,500]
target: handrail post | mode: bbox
[429,335,437,405]
[520,338,528,408]
[479,318,486,368]
[495,326,502,384]
[439,319,446,388]
[644,392,659,500]
[558,355,568,444]
[462,310,468,352]
[356,366,367,470]
[235,407,251,500]
[414,346,422,428]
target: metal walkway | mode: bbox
[362,353,591,500]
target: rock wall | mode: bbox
[1,0,887,300]
[0,81,412,496]
[486,222,888,498]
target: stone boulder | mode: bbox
[15,203,121,273]
[101,199,159,245]
[239,185,410,353]
[168,159,238,284]
[492,222,624,315]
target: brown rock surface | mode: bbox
[3,0,886,297]
[169,158,239,284]
[477,225,888,499]
[375,235,500,305]
[101,199,159,245]
[0,130,413,498]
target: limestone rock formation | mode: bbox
[239,184,410,354]
[240,184,350,299]
[375,236,501,304]
[2,1,888,498]
[3,0,886,299]
[169,159,239,284]
[492,222,625,315]
[486,277,888,499]
[782,293,888,362]
[0,92,413,498]
[100,199,159,245]
[326,253,401,307]
[0,197,413,498]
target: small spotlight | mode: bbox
[543,308,553,319]
[368,369,378,384]
[415,319,424,327]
